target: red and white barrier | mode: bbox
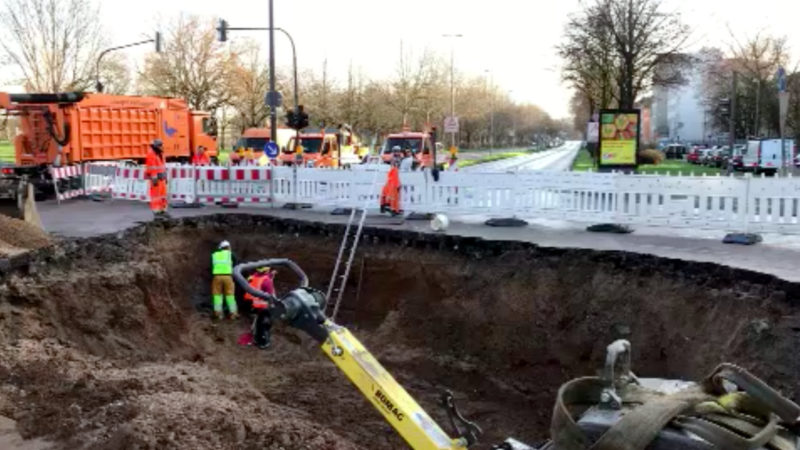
[50,165,84,201]
[194,166,273,204]
[112,166,150,201]
[84,162,119,195]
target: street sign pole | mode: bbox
[777,67,789,176]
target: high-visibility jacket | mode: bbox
[211,249,233,275]
[191,152,210,165]
[145,148,165,180]
[244,273,268,302]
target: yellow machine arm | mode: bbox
[321,321,468,449]
[233,259,482,450]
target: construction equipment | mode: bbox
[233,258,487,450]
[0,92,217,200]
[233,259,800,450]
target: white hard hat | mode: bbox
[219,240,231,249]
[392,145,402,152]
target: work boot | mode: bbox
[229,313,239,321]
[213,311,223,321]
[257,334,271,350]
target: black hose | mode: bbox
[43,110,70,146]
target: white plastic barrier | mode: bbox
[110,163,800,234]
[50,165,84,201]
[112,166,150,201]
[84,162,119,196]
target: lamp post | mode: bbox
[442,34,462,149]
[96,32,162,93]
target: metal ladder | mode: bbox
[326,207,368,320]
[325,166,384,320]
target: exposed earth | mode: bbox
[0,214,798,449]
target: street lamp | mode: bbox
[96,32,162,93]
[485,69,494,155]
[442,33,462,150]
[216,17,299,145]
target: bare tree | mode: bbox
[0,0,114,92]
[558,4,618,113]
[138,15,238,111]
[561,0,691,110]
[228,41,270,132]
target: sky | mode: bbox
[8,0,800,119]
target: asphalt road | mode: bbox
[462,141,582,172]
[35,198,800,283]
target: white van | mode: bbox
[742,139,796,175]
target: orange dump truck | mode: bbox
[0,92,217,198]
[380,130,436,167]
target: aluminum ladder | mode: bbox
[326,207,368,320]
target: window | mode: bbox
[202,117,218,137]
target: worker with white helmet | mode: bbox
[210,240,238,320]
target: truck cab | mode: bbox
[282,132,341,168]
[380,131,435,168]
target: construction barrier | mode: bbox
[103,163,800,235]
[50,165,84,201]
[84,162,119,195]
[112,166,150,201]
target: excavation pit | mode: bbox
[0,214,798,449]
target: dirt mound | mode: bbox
[0,214,798,449]
[0,215,51,257]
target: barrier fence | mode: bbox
[77,162,800,234]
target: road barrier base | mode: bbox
[283,203,313,210]
[406,212,434,221]
[586,223,634,234]
[485,218,528,227]
[330,208,353,215]
[722,233,762,245]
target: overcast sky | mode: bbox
[10,0,800,119]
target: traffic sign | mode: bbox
[444,116,459,133]
[264,141,279,158]
[777,67,787,92]
[265,91,283,108]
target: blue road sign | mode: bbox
[264,141,279,158]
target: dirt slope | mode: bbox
[0,214,797,449]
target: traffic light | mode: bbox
[285,110,297,129]
[216,19,228,42]
[297,105,309,129]
[154,31,163,53]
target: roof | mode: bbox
[387,131,427,138]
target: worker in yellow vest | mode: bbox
[211,240,238,320]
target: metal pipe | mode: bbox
[96,39,154,92]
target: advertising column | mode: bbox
[598,109,640,172]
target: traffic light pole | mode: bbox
[96,33,162,93]
[268,0,277,144]
[729,72,737,158]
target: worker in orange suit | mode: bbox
[146,139,168,217]
[191,146,210,165]
[380,146,402,216]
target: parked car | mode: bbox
[663,144,687,159]
[700,148,717,165]
[730,145,747,171]
[687,147,704,164]
[712,147,731,168]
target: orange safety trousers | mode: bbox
[380,166,401,213]
[145,149,167,213]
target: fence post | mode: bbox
[743,173,752,233]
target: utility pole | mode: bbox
[268,0,277,144]
[442,34,462,149]
[730,72,737,153]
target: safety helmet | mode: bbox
[392,145,401,152]
[218,240,230,249]
[256,266,270,273]
[151,139,163,150]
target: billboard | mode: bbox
[598,109,640,169]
